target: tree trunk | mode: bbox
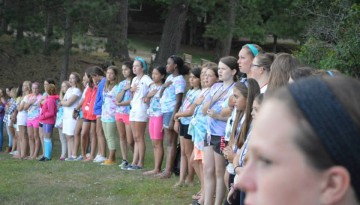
[215,0,236,61]
[60,14,72,84]
[15,0,24,40]
[43,4,54,56]
[106,0,129,61]
[273,34,277,53]
[0,0,7,33]
[153,0,189,67]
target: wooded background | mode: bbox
[0,0,359,82]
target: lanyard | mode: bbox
[209,82,234,109]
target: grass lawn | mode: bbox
[0,131,199,205]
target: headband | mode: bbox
[134,56,147,73]
[288,77,360,197]
[244,44,259,57]
[327,70,334,77]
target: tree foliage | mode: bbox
[295,1,360,77]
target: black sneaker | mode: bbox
[39,157,51,162]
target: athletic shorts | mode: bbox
[179,122,191,140]
[129,108,148,122]
[43,123,54,134]
[162,112,173,129]
[16,112,27,126]
[149,116,164,140]
[83,118,96,123]
[27,118,40,128]
[115,113,130,125]
[204,134,222,155]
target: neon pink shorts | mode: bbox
[27,118,40,128]
[115,113,130,125]
[149,116,164,140]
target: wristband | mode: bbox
[234,165,241,174]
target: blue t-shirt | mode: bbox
[160,74,186,113]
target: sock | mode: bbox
[44,138,52,159]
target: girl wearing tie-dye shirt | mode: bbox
[101,66,119,166]
[157,55,188,179]
[173,67,202,187]
[143,66,166,176]
[115,61,134,169]
[24,82,42,159]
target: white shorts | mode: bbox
[129,108,148,122]
[16,111,27,126]
[62,118,77,136]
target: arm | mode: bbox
[17,99,26,111]
[116,84,130,105]
[75,97,85,111]
[40,101,55,120]
[159,81,172,98]
[174,103,197,120]
[202,101,210,115]
[169,93,183,130]
[60,95,80,107]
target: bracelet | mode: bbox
[234,165,241,174]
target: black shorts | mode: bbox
[179,122,192,140]
[204,134,222,155]
[83,118,96,123]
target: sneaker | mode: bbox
[65,156,75,161]
[121,164,132,170]
[93,156,106,163]
[118,160,129,169]
[93,155,100,162]
[101,159,116,166]
[10,150,19,155]
[127,165,143,171]
[39,156,51,162]
[75,155,83,161]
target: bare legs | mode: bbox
[174,137,194,187]
[130,121,147,167]
[18,125,28,159]
[27,126,34,158]
[96,118,106,158]
[73,119,83,159]
[58,128,67,159]
[80,121,91,159]
[116,121,134,162]
[203,146,226,205]
[158,128,177,178]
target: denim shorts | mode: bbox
[162,112,173,129]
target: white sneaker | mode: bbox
[10,150,19,155]
[94,156,106,163]
[75,155,83,161]
[93,155,100,162]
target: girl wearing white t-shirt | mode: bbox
[127,57,153,170]
[60,72,83,161]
